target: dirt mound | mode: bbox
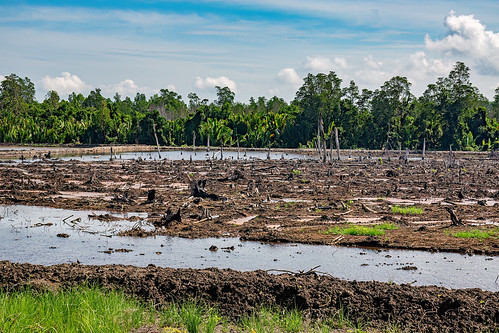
[0,261,497,332]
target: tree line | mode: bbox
[1,62,498,151]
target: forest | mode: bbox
[0,62,498,151]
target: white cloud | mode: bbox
[276,68,301,85]
[195,76,237,92]
[425,12,499,75]
[304,56,333,72]
[405,51,452,79]
[269,88,280,96]
[334,57,348,69]
[41,72,89,96]
[0,75,4,83]
[364,55,383,70]
[167,84,177,92]
[101,79,139,97]
[303,56,348,73]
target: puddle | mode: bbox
[0,204,498,291]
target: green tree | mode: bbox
[371,76,414,149]
[0,74,36,114]
[292,71,342,147]
[215,86,235,107]
[491,87,499,121]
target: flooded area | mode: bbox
[2,204,498,291]
[2,149,311,163]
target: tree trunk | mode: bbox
[335,127,340,161]
[152,122,162,159]
[422,137,426,160]
[193,131,196,155]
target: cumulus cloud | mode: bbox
[364,55,383,70]
[41,72,89,96]
[425,12,499,75]
[0,75,5,82]
[304,56,347,72]
[304,56,333,72]
[405,51,452,79]
[276,68,301,85]
[195,76,237,92]
[101,79,139,97]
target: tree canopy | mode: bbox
[0,62,497,150]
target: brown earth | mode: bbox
[0,147,498,255]
[0,261,497,332]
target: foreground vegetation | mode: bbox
[0,285,406,333]
[1,62,498,151]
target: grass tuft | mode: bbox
[391,205,423,215]
[448,228,498,239]
[323,223,399,236]
[0,285,153,332]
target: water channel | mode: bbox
[1,205,497,291]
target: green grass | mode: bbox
[0,285,154,332]
[239,305,307,333]
[391,205,423,215]
[0,285,454,333]
[448,228,498,239]
[323,223,399,236]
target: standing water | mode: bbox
[1,205,497,291]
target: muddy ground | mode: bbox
[0,147,498,255]
[0,261,498,332]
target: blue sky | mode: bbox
[1,0,499,102]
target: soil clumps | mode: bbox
[0,261,497,332]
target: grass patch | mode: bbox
[391,205,423,215]
[0,285,155,332]
[448,228,498,239]
[323,223,399,236]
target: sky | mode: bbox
[1,0,499,103]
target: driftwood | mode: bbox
[445,207,463,226]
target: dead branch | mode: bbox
[445,207,463,226]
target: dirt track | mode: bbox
[0,148,498,255]
[0,261,497,332]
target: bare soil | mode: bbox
[0,261,498,332]
[0,148,498,255]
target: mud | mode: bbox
[0,147,497,255]
[0,261,497,332]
